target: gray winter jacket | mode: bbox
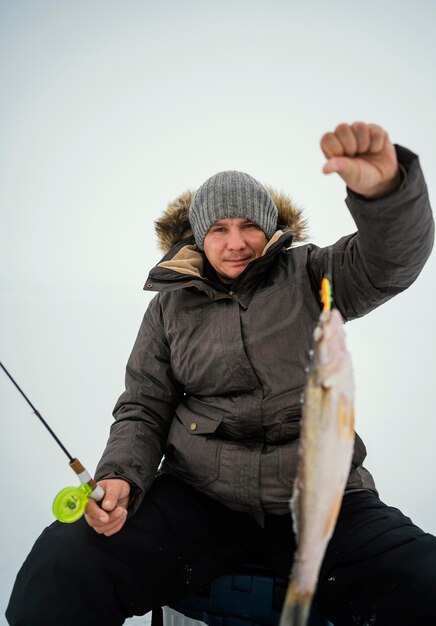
[95,146,434,525]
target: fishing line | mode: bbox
[325,182,334,307]
[1,360,104,522]
[319,149,335,311]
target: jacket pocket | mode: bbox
[164,404,224,487]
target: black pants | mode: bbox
[6,474,436,626]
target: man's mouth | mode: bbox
[225,257,251,264]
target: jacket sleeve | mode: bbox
[95,294,184,514]
[307,145,434,320]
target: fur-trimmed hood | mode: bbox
[155,186,308,254]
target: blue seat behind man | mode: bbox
[152,567,333,626]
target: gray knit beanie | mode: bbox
[189,170,278,250]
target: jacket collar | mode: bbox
[144,228,294,308]
[144,178,307,306]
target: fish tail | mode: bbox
[279,602,310,626]
[279,582,312,626]
[279,600,311,626]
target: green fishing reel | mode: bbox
[52,483,92,523]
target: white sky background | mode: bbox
[1,0,435,620]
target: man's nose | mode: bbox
[226,229,246,250]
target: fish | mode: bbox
[279,307,355,626]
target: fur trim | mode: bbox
[155,186,308,254]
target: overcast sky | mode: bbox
[1,1,436,621]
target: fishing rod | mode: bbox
[0,361,104,523]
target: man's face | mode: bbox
[203,217,269,284]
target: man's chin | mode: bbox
[218,266,248,283]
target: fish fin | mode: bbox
[290,481,300,537]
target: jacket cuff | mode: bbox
[94,463,146,516]
[346,144,416,203]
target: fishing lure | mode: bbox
[0,361,104,523]
[321,276,332,312]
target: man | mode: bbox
[6,122,436,626]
